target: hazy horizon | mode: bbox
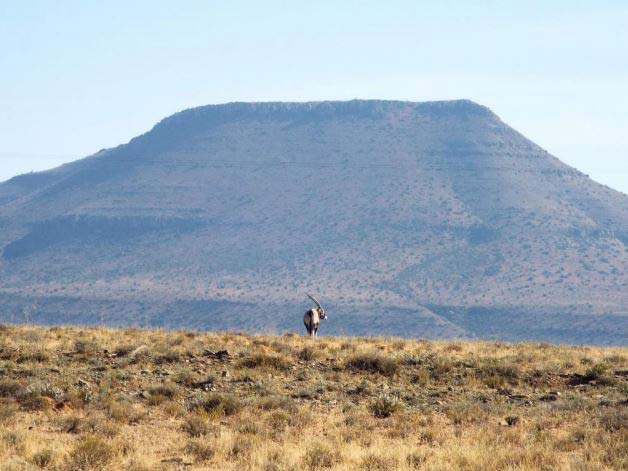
[1,1,627,193]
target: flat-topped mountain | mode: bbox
[1,100,626,344]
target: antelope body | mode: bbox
[303,293,327,338]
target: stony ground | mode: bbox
[0,324,626,470]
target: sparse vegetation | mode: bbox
[346,353,399,377]
[369,395,402,418]
[0,324,625,469]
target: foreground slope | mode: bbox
[0,100,627,343]
[0,325,626,470]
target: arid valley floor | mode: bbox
[0,325,626,470]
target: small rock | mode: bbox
[221,370,229,378]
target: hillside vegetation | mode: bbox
[1,100,627,343]
[0,324,626,470]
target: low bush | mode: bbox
[257,395,297,413]
[174,367,198,386]
[360,454,398,470]
[346,354,399,377]
[66,437,113,470]
[240,353,290,370]
[31,449,54,468]
[147,382,180,400]
[477,362,521,387]
[185,439,215,462]
[113,344,137,357]
[74,339,100,354]
[430,357,455,381]
[19,392,54,411]
[297,347,320,362]
[227,437,255,460]
[154,349,180,364]
[17,350,50,363]
[104,400,145,424]
[303,444,342,469]
[369,395,402,418]
[190,393,242,417]
[183,415,211,437]
[583,363,616,386]
[0,379,24,398]
[0,400,18,423]
[56,414,84,434]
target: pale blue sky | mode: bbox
[1,1,627,193]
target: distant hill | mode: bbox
[0,100,626,344]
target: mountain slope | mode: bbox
[1,100,626,344]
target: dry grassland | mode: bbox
[0,324,626,470]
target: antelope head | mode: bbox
[306,293,326,320]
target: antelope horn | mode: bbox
[306,293,322,309]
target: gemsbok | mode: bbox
[303,293,327,338]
